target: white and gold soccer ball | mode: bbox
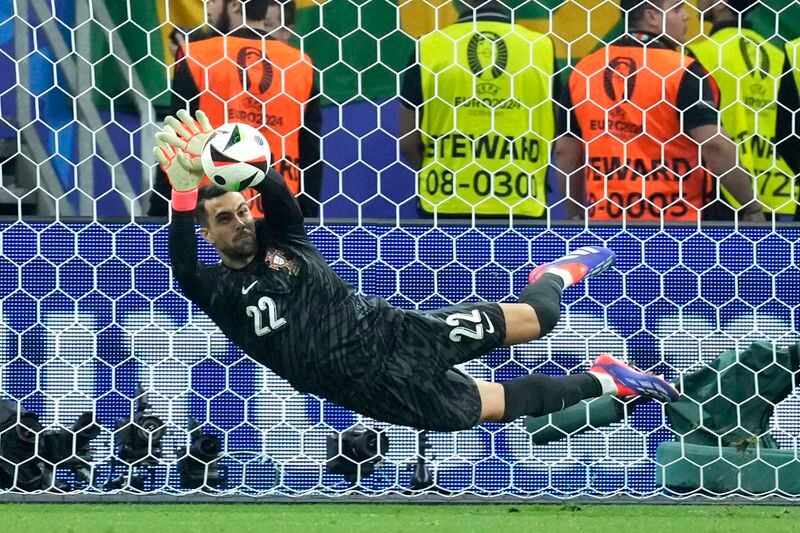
[200,123,271,192]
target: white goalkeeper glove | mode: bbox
[152,109,213,192]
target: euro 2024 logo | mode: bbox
[467,31,508,99]
[236,46,274,113]
[739,38,772,110]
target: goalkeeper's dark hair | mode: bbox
[195,184,229,227]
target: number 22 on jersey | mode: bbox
[246,296,287,336]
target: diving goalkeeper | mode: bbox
[156,110,679,432]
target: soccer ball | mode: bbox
[200,123,271,191]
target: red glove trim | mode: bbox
[171,188,198,212]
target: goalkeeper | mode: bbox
[157,110,679,432]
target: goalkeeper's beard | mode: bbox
[219,229,257,262]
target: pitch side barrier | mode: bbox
[0,218,798,501]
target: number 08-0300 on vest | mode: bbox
[417,21,555,217]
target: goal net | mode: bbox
[0,0,799,500]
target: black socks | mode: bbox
[499,373,603,423]
[518,273,564,337]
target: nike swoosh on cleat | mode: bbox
[241,281,258,295]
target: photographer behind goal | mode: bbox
[155,110,679,432]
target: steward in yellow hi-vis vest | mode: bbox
[689,19,797,215]
[779,38,800,185]
[409,9,555,217]
[788,38,800,101]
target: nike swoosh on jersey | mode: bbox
[241,281,258,295]
[482,311,495,334]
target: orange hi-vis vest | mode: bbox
[182,35,314,216]
[569,44,710,221]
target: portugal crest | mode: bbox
[265,249,299,275]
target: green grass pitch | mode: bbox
[3,503,799,533]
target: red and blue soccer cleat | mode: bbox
[528,246,616,287]
[590,354,680,402]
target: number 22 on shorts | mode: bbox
[445,309,495,342]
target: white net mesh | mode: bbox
[0,0,799,500]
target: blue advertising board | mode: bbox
[1,221,799,496]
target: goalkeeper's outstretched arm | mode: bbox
[252,168,307,240]
[169,207,214,308]
[154,109,216,308]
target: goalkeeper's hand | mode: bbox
[152,109,213,191]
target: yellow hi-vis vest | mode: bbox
[690,27,797,214]
[417,20,555,217]
[787,38,800,119]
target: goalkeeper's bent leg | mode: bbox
[501,273,564,345]
[518,272,563,336]
[507,246,616,344]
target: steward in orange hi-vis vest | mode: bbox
[149,28,321,218]
[563,33,719,222]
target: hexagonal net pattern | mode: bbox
[0,0,799,500]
